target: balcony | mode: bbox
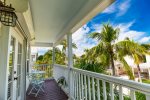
[26,64,150,100]
[26,79,68,100]
[0,0,150,100]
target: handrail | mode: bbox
[72,67,150,94]
[31,64,53,79]
[33,64,51,66]
[54,64,150,94]
[54,64,68,69]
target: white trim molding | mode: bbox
[31,42,53,47]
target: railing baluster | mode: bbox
[110,83,114,100]
[146,94,150,100]
[81,74,84,99]
[84,75,87,100]
[72,71,75,98]
[103,80,107,100]
[74,72,77,99]
[79,73,81,100]
[92,77,95,100]
[96,79,100,100]
[76,72,79,100]
[130,89,136,100]
[88,76,91,100]
[54,66,150,100]
[119,85,123,100]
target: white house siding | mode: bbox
[146,55,150,63]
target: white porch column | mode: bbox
[21,39,27,100]
[52,46,55,66]
[0,25,10,100]
[67,34,73,68]
[67,33,73,98]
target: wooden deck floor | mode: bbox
[26,79,68,100]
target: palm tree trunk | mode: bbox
[110,53,115,76]
[132,67,135,77]
[137,64,142,82]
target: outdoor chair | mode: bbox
[28,74,45,97]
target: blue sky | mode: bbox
[72,0,150,56]
[33,0,150,56]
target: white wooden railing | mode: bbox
[53,64,150,100]
[32,64,53,78]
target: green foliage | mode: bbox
[135,92,146,100]
[35,49,65,65]
[34,24,150,100]
[37,55,43,61]
[60,39,77,52]
[74,52,107,73]
[115,40,150,81]
[89,23,150,80]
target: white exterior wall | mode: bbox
[124,56,135,66]
[0,25,10,100]
[125,55,150,65]
[53,64,69,83]
[146,55,150,63]
[53,64,69,94]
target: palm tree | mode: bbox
[60,39,77,52]
[116,40,150,82]
[60,39,77,65]
[89,23,120,76]
[89,23,150,80]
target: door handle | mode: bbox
[14,71,16,74]
[14,77,18,80]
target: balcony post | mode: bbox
[22,39,28,100]
[0,25,10,100]
[67,33,73,99]
[52,46,55,66]
[67,33,73,68]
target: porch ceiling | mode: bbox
[6,0,28,12]
[29,0,114,46]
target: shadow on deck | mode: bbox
[26,79,68,100]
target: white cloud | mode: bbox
[72,25,98,56]
[102,3,116,14]
[73,25,90,43]
[72,21,146,56]
[92,24,103,33]
[31,21,147,57]
[102,0,131,17]
[117,0,131,16]
[91,21,145,42]
[31,47,51,55]
[111,21,145,42]
[139,36,150,43]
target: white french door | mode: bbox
[7,29,23,100]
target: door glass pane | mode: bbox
[16,43,22,98]
[7,37,15,100]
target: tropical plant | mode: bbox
[60,39,77,52]
[36,39,77,65]
[90,24,148,79]
[74,50,107,74]
[115,40,150,82]
[89,23,150,80]
[36,48,66,65]
[59,39,77,65]
[89,23,119,76]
